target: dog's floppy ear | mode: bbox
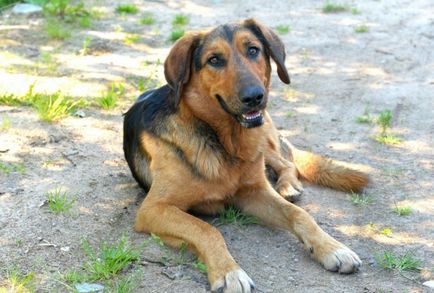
[164,32,201,106]
[243,18,290,84]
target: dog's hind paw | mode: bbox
[211,269,255,293]
[321,247,362,274]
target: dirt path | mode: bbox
[1,0,433,292]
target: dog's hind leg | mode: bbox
[232,183,362,274]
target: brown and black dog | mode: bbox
[123,19,369,292]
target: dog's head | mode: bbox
[164,19,289,128]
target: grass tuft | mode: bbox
[393,205,412,216]
[0,269,35,293]
[349,192,374,206]
[322,2,349,13]
[1,116,11,131]
[44,19,71,40]
[97,83,125,110]
[172,14,189,26]
[45,187,76,214]
[169,29,185,42]
[218,206,259,226]
[0,162,25,174]
[116,4,138,14]
[140,12,155,25]
[81,235,142,281]
[124,33,141,45]
[275,24,291,35]
[354,25,369,33]
[375,250,422,272]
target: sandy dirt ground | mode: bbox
[1,0,433,292]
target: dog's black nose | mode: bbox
[240,86,264,108]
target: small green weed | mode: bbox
[124,34,141,45]
[111,271,141,293]
[375,250,422,272]
[0,162,25,174]
[322,2,349,13]
[393,205,412,216]
[45,187,76,214]
[116,4,138,14]
[80,36,91,55]
[172,14,189,26]
[218,206,259,226]
[380,227,393,236]
[375,134,401,145]
[0,269,35,293]
[97,83,125,110]
[354,25,369,33]
[355,107,374,124]
[33,93,81,122]
[81,236,142,281]
[44,19,71,40]
[286,111,294,118]
[373,109,401,145]
[140,12,155,25]
[351,7,361,14]
[1,116,11,131]
[192,260,207,273]
[377,109,392,135]
[349,192,374,205]
[275,24,291,35]
[170,29,185,42]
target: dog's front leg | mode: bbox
[135,195,255,293]
[232,183,361,274]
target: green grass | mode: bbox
[375,251,422,272]
[140,12,155,25]
[275,24,291,35]
[97,83,125,110]
[0,86,86,122]
[0,162,25,174]
[355,107,374,124]
[172,14,189,26]
[44,19,71,40]
[169,29,185,42]
[351,7,361,15]
[81,236,141,281]
[1,116,11,131]
[34,93,82,122]
[374,134,401,145]
[286,111,294,118]
[393,205,412,216]
[0,269,35,293]
[218,206,259,226]
[80,36,91,55]
[0,0,20,9]
[124,34,141,45]
[349,192,374,206]
[377,109,392,134]
[354,25,369,33]
[380,227,393,236]
[62,236,144,288]
[115,4,138,14]
[45,187,76,214]
[322,2,349,13]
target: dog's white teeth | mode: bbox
[242,112,262,120]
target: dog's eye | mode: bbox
[207,56,224,67]
[247,46,260,57]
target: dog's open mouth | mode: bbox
[239,110,264,128]
[216,95,265,129]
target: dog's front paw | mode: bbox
[319,246,362,274]
[211,269,255,293]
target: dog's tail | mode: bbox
[280,137,369,192]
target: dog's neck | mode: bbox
[179,99,266,162]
